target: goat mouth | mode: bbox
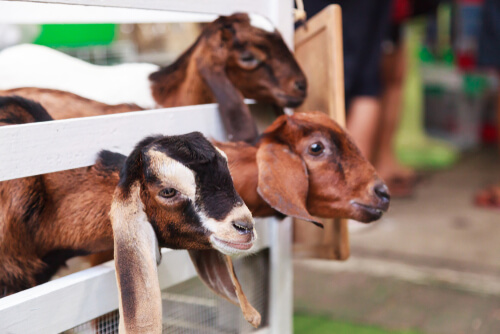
[350,201,387,222]
[212,236,254,251]
[275,94,305,108]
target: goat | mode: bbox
[0,13,307,142]
[0,96,261,329]
[217,111,390,224]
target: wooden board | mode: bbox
[293,4,349,260]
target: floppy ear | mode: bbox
[256,142,323,227]
[111,182,163,334]
[196,31,258,143]
[189,249,261,328]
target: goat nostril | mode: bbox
[232,221,253,235]
[294,80,307,93]
[374,183,390,201]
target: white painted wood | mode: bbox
[0,1,217,24]
[10,0,272,19]
[267,1,294,333]
[269,218,293,334]
[0,221,271,334]
[0,44,160,107]
[0,104,228,182]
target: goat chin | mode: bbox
[210,235,256,257]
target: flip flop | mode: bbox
[474,185,500,209]
[384,174,418,198]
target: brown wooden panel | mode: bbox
[293,4,349,260]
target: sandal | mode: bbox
[474,185,500,209]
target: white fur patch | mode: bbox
[210,235,255,256]
[249,13,275,33]
[0,44,159,108]
[147,149,196,200]
[215,147,228,161]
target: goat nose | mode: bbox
[373,182,390,203]
[232,220,253,235]
[294,79,307,93]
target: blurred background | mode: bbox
[1,0,500,333]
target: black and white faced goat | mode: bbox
[110,134,261,333]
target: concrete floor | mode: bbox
[294,148,500,333]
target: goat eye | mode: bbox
[159,188,177,198]
[239,52,260,68]
[240,53,255,62]
[308,142,324,156]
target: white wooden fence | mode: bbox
[0,0,295,333]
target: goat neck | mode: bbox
[149,40,214,108]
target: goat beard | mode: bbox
[188,249,261,327]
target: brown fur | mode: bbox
[0,87,140,120]
[0,14,306,142]
[0,161,117,296]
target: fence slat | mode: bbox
[0,104,227,181]
[10,0,271,19]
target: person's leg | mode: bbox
[346,97,381,161]
[343,0,391,162]
[377,43,416,184]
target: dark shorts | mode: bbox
[301,0,392,108]
[478,0,500,70]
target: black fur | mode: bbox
[0,96,53,124]
[117,135,162,198]
[34,249,90,285]
[96,150,127,172]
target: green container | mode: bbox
[33,24,117,48]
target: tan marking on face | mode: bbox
[215,147,228,161]
[146,149,196,200]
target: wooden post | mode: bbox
[293,5,350,260]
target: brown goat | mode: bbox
[218,111,390,223]
[0,97,262,329]
[0,13,306,142]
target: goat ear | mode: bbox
[196,44,258,143]
[189,249,261,328]
[256,142,323,227]
[111,182,163,333]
